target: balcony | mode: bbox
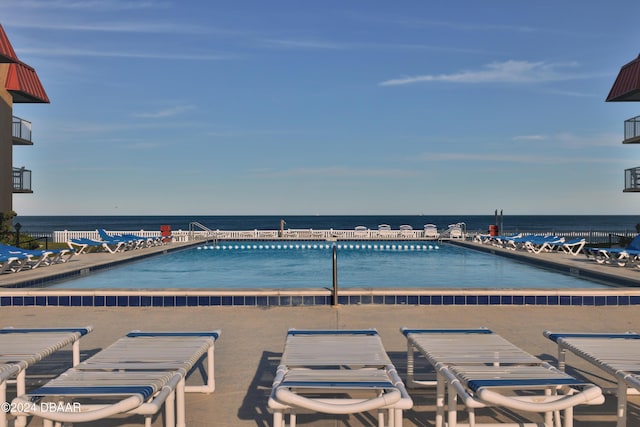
[12,115,32,145]
[624,167,640,192]
[12,167,32,193]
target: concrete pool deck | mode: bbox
[2,304,640,426]
[0,240,639,426]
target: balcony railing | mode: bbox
[624,166,640,192]
[12,116,32,144]
[12,167,32,193]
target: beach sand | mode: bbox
[2,304,639,426]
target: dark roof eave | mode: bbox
[606,89,640,102]
[9,90,50,103]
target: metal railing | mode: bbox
[12,167,32,192]
[12,116,32,143]
[624,167,640,192]
[42,228,638,246]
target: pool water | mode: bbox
[47,241,608,289]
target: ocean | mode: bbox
[12,214,640,235]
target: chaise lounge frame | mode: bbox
[268,329,412,427]
[12,329,220,427]
[401,327,603,427]
[544,330,640,427]
[0,326,93,427]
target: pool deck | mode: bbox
[1,240,640,426]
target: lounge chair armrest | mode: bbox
[475,384,604,411]
[274,387,401,414]
[11,395,143,423]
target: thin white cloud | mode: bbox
[379,60,588,86]
[2,0,168,11]
[513,135,547,141]
[261,38,486,54]
[8,21,212,35]
[255,167,421,178]
[207,129,297,137]
[132,105,195,119]
[262,39,346,50]
[419,151,623,164]
[19,47,235,61]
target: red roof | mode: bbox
[0,24,49,103]
[606,54,640,102]
[5,62,49,103]
[0,24,18,63]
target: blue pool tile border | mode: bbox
[2,292,640,307]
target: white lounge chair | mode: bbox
[399,224,414,238]
[354,225,369,238]
[269,329,413,427]
[0,326,93,427]
[544,330,640,427]
[377,224,397,239]
[12,329,220,427]
[539,237,586,256]
[0,253,22,274]
[423,224,440,239]
[523,235,565,254]
[401,328,603,427]
[557,238,586,256]
[446,223,466,239]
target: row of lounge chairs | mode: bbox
[268,328,629,427]
[0,243,74,274]
[477,233,587,256]
[67,229,167,255]
[584,234,640,268]
[4,326,639,426]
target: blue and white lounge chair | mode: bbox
[0,326,93,427]
[67,237,118,254]
[0,244,74,269]
[553,238,586,256]
[97,228,138,251]
[523,235,565,254]
[269,329,412,427]
[584,234,640,267]
[544,331,640,427]
[401,328,603,427]
[12,329,220,427]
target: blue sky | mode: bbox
[3,0,640,215]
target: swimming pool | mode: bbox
[47,241,607,289]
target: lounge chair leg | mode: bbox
[406,343,415,386]
[273,412,283,427]
[176,378,185,427]
[165,388,176,427]
[447,382,458,427]
[377,409,386,427]
[14,369,27,427]
[394,408,403,427]
[72,340,80,366]
[207,345,215,392]
[0,381,5,427]
[468,407,475,427]
[617,380,627,427]
[435,372,445,427]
